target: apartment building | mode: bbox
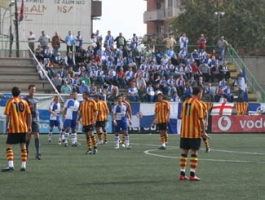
[143,0,183,38]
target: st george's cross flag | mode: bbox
[211,102,234,115]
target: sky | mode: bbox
[93,0,147,40]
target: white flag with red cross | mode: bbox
[211,103,234,115]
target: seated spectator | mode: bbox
[199,62,211,82]
[60,81,72,94]
[210,63,221,82]
[75,52,86,69]
[184,63,192,80]
[179,47,188,59]
[53,73,62,93]
[145,83,155,102]
[166,47,175,58]
[198,76,205,89]
[90,82,98,97]
[171,53,179,67]
[191,61,201,82]
[64,51,76,70]
[64,73,74,87]
[204,83,214,102]
[45,60,55,79]
[143,68,150,85]
[79,81,90,93]
[188,76,197,87]
[95,66,105,86]
[159,76,168,95]
[81,73,91,87]
[171,91,181,102]
[53,52,64,66]
[160,54,169,66]
[127,82,139,102]
[57,66,67,79]
[127,51,137,72]
[176,74,186,89]
[167,75,176,97]
[190,49,199,66]
[106,83,119,102]
[117,67,127,88]
[72,74,81,92]
[224,85,234,102]
[220,60,230,80]
[214,85,224,102]
[136,73,146,101]
[125,66,134,86]
[182,83,192,101]
[36,61,46,80]
[116,54,125,72]
[219,77,228,91]
[209,49,219,60]
[178,54,186,65]
[104,67,117,85]
[35,44,44,63]
[43,45,53,64]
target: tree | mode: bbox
[170,0,265,53]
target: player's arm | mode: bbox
[49,107,58,116]
[126,110,132,125]
[152,113,157,126]
[204,110,208,127]
[5,115,10,133]
[112,107,117,126]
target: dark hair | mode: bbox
[192,86,202,95]
[83,91,89,96]
[28,84,36,90]
[12,86,21,97]
[94,94,99,99]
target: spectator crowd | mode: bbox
[28,29,246,103]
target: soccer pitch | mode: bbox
[0,133,264,200]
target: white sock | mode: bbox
[125,135,130,147]
[21,162,26,169]
[8,160,14,168]
[115,136,119,146]
[48,131,52,139]
[64,132,69,143]
[71,133,77,144]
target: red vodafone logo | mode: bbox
[217,116,232,131]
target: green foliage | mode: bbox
[0,134,265,200]
[170,0,265,53]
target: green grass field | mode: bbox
[0,133,264,200]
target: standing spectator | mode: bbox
[28,30,36,58]
[38,30,50,52]
[114,33,127,49]
[179,86,208,181]
[104,30,114,49]
[179,33,189,51]
[237,74,247,102]
[51,31,64,57]
[75,31,83,52]
[65,31,75,56]
[24,85,41,160]
[197,34,207,53]
[78,91,98,154]
[151,92,170,149]
[1,86,32,172]
[94,30,102,51]
[130,33,138,50]
[216,36,229,61]
[163,34,177,50]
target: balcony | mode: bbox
[144,9,165,23]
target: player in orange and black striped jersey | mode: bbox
[2,86,32,172]
[93,94,109,144]
[78,91,98,154]
[151,92,170,150]
[179,86,209,181]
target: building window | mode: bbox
[157,26,164,35]
[168,0,173,7]
[157,2,162,9]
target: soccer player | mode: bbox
[48,95,64,144]
[2,86,32,172]
[112,94,132,149]
[93,94,109,145]
[120,93,132,147]
[200,100,210,152]
[179,86,209,181]
[151,92,170,150]
[62,91,80,147]
[78,91,98,154]
[24,84,41,160]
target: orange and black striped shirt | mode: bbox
[4,97,31,133]
[154,100,170,124]
[200,101,208,117]
[180,97,204,138]
[79,99,98,126]
[96,100,109,121]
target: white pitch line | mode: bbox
[144,149,265,164]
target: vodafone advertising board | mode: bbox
[212,116,265,133]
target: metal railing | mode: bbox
[227,45,265,102]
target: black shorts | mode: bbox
[32,121,40,133]
[6,133,27,144]
[180,138,201,150]
[156,123,168,131]
[82,125,94,132]
[95,121,105,128]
